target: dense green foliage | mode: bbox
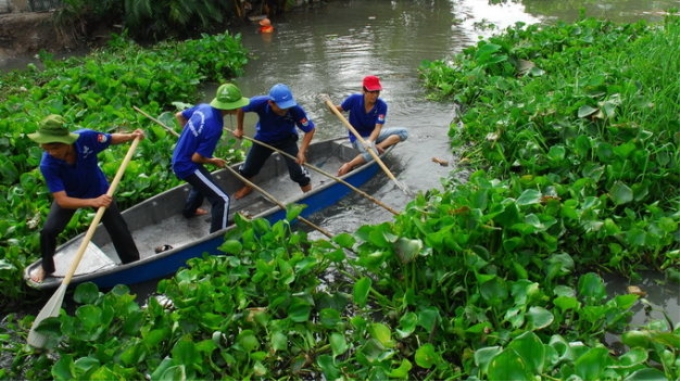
[57,0,239,41]
[0,32,248,306]
[1,15,679,381]
[420,17,680,276]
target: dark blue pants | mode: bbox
[183,165,230,233]
[238,134,310,187]
[40,200,139,274]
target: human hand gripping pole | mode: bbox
[133,106,334,238]
[321,96,410,194]
[225,129,399,216]
[27,136,141,348]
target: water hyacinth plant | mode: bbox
[0,31,248,307]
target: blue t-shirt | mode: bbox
[172,104,224,179]
[340,93,387,142]
[242,96,315,142]
[39,129,112,198]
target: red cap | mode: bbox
[362,75,383,91]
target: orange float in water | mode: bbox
[259,18,274,33]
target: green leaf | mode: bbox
[574,347,611,380]
[578,105,598,118]
[89,366,118,381]
[74,282,101,305]
[416,306,440,333]
[53,355,76,381]
[623,368,669,381]
[316,354,340,380]
[395,237,423,264]
[353,277,372,308]
[389,358,413,378]
[157,365,186,381]
[285,203,305,221]
[475,346,502,375]
[609,181,633,205]
[333,232,356,248]
[369,323,395,348]
[507,332,545,374]
[414,343,439,368]
[578,273,607,305]
[171,338,197,368]
[516,189,542,206]
[270,331,288,352]
[487,348,533,381]
[288,301,312,323]
[319,308,342,330]
[611,347,648,369]
[330,332,349,358]
[220,240,242,254]
[396,312,418,339]
[237,330,260,352]
[525,307,554,331]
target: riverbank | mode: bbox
[0,12,76,55]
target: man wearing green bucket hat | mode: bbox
[172,83,250,234]
[27,114,145,283]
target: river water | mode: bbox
[1,0,677,333]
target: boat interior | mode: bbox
[44,138,360,277]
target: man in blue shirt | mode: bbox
[328,75,408,176]
[28,114,145,283]
[172,83,250,233]
[232,83,316,199]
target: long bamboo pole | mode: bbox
[28,137,141,348]
[133,106,334,238]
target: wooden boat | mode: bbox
[24,137,394,290]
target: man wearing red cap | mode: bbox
[329,75,408,176]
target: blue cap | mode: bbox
[269,84,297,109]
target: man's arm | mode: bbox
[175,112,188,130]
[111,129,145,145]
[297,128,315,164]
[233,109,246,139]
[52,191,112,209]
[367,123,383,143]
[191,152,226,168]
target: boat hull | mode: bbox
[24,137,393,290]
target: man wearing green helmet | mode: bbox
[172,83,250,233]
[27,114,144,282]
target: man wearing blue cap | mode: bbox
[233,83,316,199]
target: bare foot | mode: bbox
[301,184,312,193]
[194,208,208,216]
[234,185,253,200]
[337,163,353,176]
[30,266,46,283]
[154,244,174,254]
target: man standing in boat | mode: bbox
[172,83,250,233]
[232,83,315,199]
[27,115,144,283]
[328,75,408,176]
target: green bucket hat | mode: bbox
[210,83,250,110]
[28,115,79,145]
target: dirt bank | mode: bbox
[0,12,80,57]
